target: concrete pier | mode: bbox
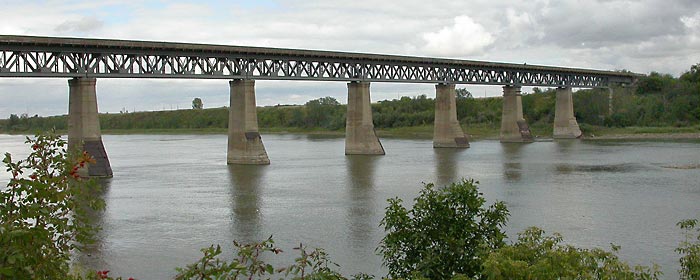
[345,82,385,155]
[227,79,270,164]
[500,85,533,142]
[67,78,112,177]
[553,87,582,139]
[433,84,469,148]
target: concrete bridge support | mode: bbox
[227,79,270,165]
[500,85,533,143]
[433,83,469,148]
[345,82,385,155]
[553,87,582,139]
[67,78,113,177]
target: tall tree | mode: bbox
[192,98,203,110]
[456,88,473,99]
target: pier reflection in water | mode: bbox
[227,165,266,243]
[76,178,112,271]
[433,148,465,186]
[501,143,524,182]
[345,155,379,254]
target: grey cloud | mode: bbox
[535,0,700,48]
[54,17,104,34]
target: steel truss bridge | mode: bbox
[0,35,638,87]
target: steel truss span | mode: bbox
[0,36,638,87]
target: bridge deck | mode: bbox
[0,35,639,87]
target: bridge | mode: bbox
[0,35,640,177]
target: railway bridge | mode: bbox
[0,35,639,177]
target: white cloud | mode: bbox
[421,16,495,57]
[681,12,700,30]
[506,8,534,30]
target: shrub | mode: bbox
[0,132,103,279]
[677,219,700,280]
[378,179,509,279]
[175,237,361,280]
[482,227,660,279]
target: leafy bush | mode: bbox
[482,227,660,280]
[378,179,509,279]
[0,132,103,279]
[175,236,363,280]
[677,219,700,280]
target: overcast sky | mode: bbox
[1,0,699,117]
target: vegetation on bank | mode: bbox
[0,133,105,279]
[1,64,698,139]
[2,132,700,279]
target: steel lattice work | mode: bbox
[0,36,638,87]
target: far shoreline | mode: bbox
[2,126,700,141]
[582,132,700,140]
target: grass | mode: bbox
[579,124,700,137]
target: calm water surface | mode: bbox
[1,134,699,279]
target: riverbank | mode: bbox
[579,125,700,140]
[5,124,700,141]
[92,123,700,141]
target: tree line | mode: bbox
[2,64,698,133]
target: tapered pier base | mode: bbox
[433,83,469,148]
[500,85,533,143]
[345,82,385,155]
[227,79,270,165]
[68,78,112,177]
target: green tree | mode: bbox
[680,63,700,84]
[379,179,509,279]
[304,97,343,129]
[456,88,473,99]
[522,89,555,124]
[482,227,660,280]
[636,72,674,95]
[0,132,103,279]
[192,98,203,110]
[6,114,19,130]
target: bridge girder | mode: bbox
[0,36,639,87]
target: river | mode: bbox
[1,134,699,279]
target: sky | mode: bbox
[1,0,699,117]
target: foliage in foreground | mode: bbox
[482,227,661,279]
[677,219,700,280]
[0,133,103,279]
[174,236,371,280]
[379,179,509,279]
